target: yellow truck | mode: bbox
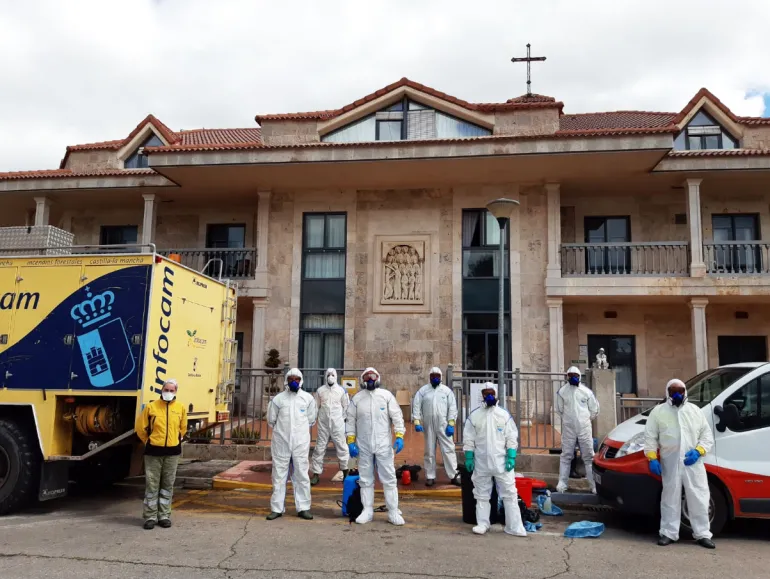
[0,236,236,513]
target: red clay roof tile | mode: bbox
[560,111,677,131]
[0,168,157,181]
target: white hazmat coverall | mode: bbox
[311,368,350,475]
[346,367,406,525]
[644,380,714,542]
[555,366,600,493]
[462,403,527,537]
[412,367,459,481]
[267,369,317,514]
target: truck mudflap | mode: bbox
[38,461,69,502]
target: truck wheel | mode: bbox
[681,479,729,536]
[0,419,41,515]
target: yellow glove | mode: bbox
[395,432,404,439]
[645,451,658,461]
[448,420,456,427]
[346,434,356,444]
[695,446,706,456]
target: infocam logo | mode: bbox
[0,291,40,310]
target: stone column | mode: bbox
[590,369,618,440]
[547,298,565,374]
[251,298,268,368]
[690,297,709,373]
[33,197,50,226]
[255,190,271,285]
[545,183,561,279]
[141,193,157,252]
[686,179,706,277]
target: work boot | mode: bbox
[657,535,675,546]
[297,510,314,520]
[266,512,283,521]
[310,473,320,486]
[450,474,461,487]
[472,525,488,535]
[158,519,172,528]
[425,479,435,487]
[143,520,156,530]
[696,538,716,549]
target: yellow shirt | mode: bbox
[136,399,188,456]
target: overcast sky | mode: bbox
[1,0,769,172]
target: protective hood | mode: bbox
[361,367,380,388]
[284,368,304,389]
[429,366,442,386]
[665,378,687,406]
[566,366,581,379]
[325,367,338,384]
[429,366,442,379]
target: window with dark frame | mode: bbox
[461,209,511,373]
[299,213,347,390]
[711,214,761,272]
[673,110,738,151]
[124,133,165,168]
[100,225,138,247]
[322,97,491,144]
[724,373,770,431]
[205,224,248,278]
[584,216,631,274]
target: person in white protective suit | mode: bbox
[310,368,350,485]
[462,384,527,537]
[266,368,318,521]
[413,367,460,487]
[555,366,600,494]
[346,367,406,525]
[644,378,715,549]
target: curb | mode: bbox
[212,477,462,498]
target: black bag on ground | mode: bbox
[459,465,500,525]
[346,483,364,523]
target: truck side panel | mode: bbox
[141,260,229,424]
[1,262,151,392]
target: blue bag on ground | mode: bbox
[564,521,605,538]
[525,521,542,533]
[342,474,361,517]
[537,494,563,516]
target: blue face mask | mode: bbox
[430,376,441,387]
[288,379,300,392]
[568,375,580,386]
[366,379,377,390]
[484,394,497,407]
[671,392,684,406]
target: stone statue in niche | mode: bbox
[593,347,609,370]
[382,243,424,304]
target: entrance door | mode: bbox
[718,336,767,365]
[205,224,246,278]
[587,335,637,394]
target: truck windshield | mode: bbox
[641,366,754,414]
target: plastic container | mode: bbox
[460,466,501,525]
[341,474,360,517]
[515,476,533,508]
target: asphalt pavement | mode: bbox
[0,482,767,579]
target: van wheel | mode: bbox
[0,419,41,515]
[681,480,728,536]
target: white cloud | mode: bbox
[1,0,769,171]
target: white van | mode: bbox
[593,363,770,534]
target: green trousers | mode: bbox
[143,455,180,522]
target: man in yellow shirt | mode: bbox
[136,379,188,530]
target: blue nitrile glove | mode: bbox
[684,449,702,466]
[648,459,662,476]
[348,442,359,458]
[505,448,517,472]
[415,423,424,433]
[393,436,404,454]
[445,424,454,437]
[465,450,475,473]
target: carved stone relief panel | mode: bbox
[373,234,432,313]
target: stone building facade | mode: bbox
[2,80,770,397]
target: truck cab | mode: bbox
[594,363,770,534]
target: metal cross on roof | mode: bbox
[511,43,546,96]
